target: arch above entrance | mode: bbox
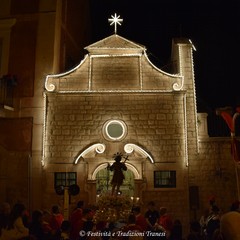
[91,162,141,180]
[74,143,106,164]
[124,143,154,163]
[74,142,154,164]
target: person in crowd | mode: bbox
[29,210,45,240]
[230,200,240,212]
[49,205,64,236]
[0,203,29,240]
[206,205,220,240]
[144,201,159,232]
[132,206,148,232]
[220,210,240,240]
[199,208,210,240]
[120,213,144,239]
[70,201,84,239]
[60,220,71,240]
[187,221,202,240]
[22,208,31,229]
[100,222,116,240]
[158,207,173,239]
[78,208,95,240]
[0,202,11,236]
[42,210,54,239]
[109,153,127,195]
[169,219,182,240]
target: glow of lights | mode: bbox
[74,143,106,164]
[45,52,183,93]
[183,94,189,167]
[124,143,154,163]
[190,45,200,153]
[104,120,127,141]
[45,55,88,92]
[42,92,47,167]
[189,39,197,51]
[108,13,123,34]
[144,51,184,91]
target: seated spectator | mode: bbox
[169,219,182,240]
[132,206,148,232]
[145,201,159,231]
[159,207,173,238]
[206,205,220,240]
[60,220,71,240]
[49,205,64,236]
[29,210,45,240]
[70,201,84,239]
[79,208,95,240]
[121,214,144,240]
[0,202,11,236]
[42,210,54,238]
[0,203,29,240]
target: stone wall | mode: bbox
[43,91,189,234]
[189,138,238,215]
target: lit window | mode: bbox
[103,120,127,141]
[54,172,77,187]
[154,171,176,188]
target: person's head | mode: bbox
[52,205,60,214]
[32,210,43,224]
[148,201,155,210]
[230,200,240,211]
[77,200,84,208]
[128,214,136,224]
[61,220,71,232]
[211,205,220,214]
[159,207,167,215]
[0,202,11,215]
[8,203,26,229]
[11,203,26,218]
[132,206,141,215]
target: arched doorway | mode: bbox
[96,167,135,196]
[86,162,144,204]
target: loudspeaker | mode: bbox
[69,184,80,196]
[189,186,200,210]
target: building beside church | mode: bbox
[0,0,239,237]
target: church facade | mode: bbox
[0,0,239,237]
[43,33,237,233]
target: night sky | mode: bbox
[89,0,240,112]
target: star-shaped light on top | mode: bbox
[108,13,123,34]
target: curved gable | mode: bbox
[45,34,183,93]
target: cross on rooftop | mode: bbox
[108,13,123,34]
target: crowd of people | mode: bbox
[0,198,240,240]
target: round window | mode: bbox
[103,120,127,141]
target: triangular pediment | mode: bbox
[85,34,146,55]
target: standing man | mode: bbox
[144,201,159,231]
